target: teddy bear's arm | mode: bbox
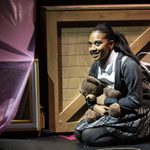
[82,109,98,123]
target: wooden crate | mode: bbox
[41,4,150,132]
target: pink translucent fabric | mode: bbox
[0,0,35,133]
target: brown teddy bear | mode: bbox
[79,76,122,123]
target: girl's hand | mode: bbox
[93,104,109,116]
[96,94,106,105]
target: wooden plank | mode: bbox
[55,121,78,133]
[61,88,81,96]
[49,10,150,22]
[61,29,90,45]
[61,44,89,55]
[113,26,148,44]
[130,27,150,54]
[61,77,84,89]
[62,67,90,78]
[46,14,60,129]
[62,100,75,110]
[59,94,85,122]
[43,4,150,11]
[61,55,92,67]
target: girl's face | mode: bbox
[88,31,114,62]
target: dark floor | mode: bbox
[0,131,150,150]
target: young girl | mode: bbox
[74,22,150,146]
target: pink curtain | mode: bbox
[0,0,35,133]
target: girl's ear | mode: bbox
[109,40,115,49]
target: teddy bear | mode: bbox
[79,76,122,123]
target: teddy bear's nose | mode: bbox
[86,94,96,101]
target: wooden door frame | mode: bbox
[42,4,150,132]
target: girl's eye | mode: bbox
[94,41,101,46]
[88,41,92,47]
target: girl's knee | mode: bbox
[82,129,95,145]
[74,129,94,144]
[81,128,116,146]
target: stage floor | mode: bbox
[0,132,150,150]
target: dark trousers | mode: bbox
[74,127,118,146]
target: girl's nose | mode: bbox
[89,44,96,52]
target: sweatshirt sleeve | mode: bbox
[105,58,143,110]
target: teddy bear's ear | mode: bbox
[86,76,101,86]
[79,80,88,96]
